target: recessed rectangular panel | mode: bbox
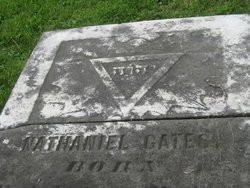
[27,28,244,124]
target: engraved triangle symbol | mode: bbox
[90,53,183,115]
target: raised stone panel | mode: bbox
[0,15,249,187]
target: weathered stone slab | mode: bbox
[0,15,250,188]
[0,15,250,129]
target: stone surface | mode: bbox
[0,15,250,188]
[0,118,250,188]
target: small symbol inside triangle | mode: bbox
[90,53,182,115]
[102,61,160,99]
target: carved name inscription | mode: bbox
[21,134,126,152]
[21,132,218,152]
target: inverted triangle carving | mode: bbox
[90,53,183,115]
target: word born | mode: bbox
[67,160,155,173]
[112,64,156,76]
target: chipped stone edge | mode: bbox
[0,14,249,130]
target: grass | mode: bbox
[0,0,249,111]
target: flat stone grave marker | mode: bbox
[0,15,250,188]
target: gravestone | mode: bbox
[0,15,250,188]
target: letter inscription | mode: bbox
[112,64,156,76]
[21,132,218,152]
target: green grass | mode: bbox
[0,0,249,111]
